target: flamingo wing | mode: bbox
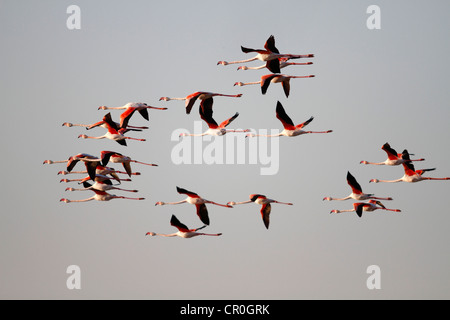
[185,92,201,114]
[219,112,239,128]
[138,108,149,121]
[281,78,290,97]
[261,74,277,95]
[199,103,219,129]
[264,35,279,54]
[266,59,281,74]
[199,97,213,115]
[261,203,271,229]
[196,203,210,226]
[275,101,296,130]
[295,116,314,129]
[119,108,137,129]
[354,203,365,218]
[346,171,363,194]
[170,215,190,233]
[381,142,399,160]
[176,186,200,198]
[100,151,121,167]
[401,150,417,176]
[102,113,120,134]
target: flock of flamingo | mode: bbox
[43,35,449,238]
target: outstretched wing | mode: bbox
[185,92,201,114]
[196,203,210,226]
[199,102,219,129]
[346,171,363,194]
[261,74,278,95]
[219,112,239,128]
[296,116,314,129]
[176,186,200,198]
[275,101,296,130]
[261,203,271,229]
[354,203,365,218]
[119,108,137,129]
[170,215,190,233]
[265,59,281,74]
[264,35,279,54]
[381,143,399,160]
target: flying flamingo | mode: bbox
[57,164,140,179]
[62,120,148,131]
[77,112,146,146]
[237,57,313,71]
[60,175,132,184]
[159,91,243,114]
[369,150,450,183]
[246,101,332,138]
[234,73,314,98]
[360,142,425,166]
[330,200,401,217]
[145,215,222,238]
[65,179,138,193]
[217,35,314,73]
[179,102,249,137]
[227,194,293,229]
[98,102,167,127]
[323,171,393,201]
[74,150,157,177]
[60,187,145,203]
[43,153,99,180]
[155,186,232,226]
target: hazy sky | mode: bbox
[1,0,450,299]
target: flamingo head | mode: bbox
[217,60,229,66]
[60,198,69,203]
[237,66,248,70]
[145,232,156,236]
[330,210,339,214]
[155,201,165,206]
[234,82,244,87]
[360,161,368,164]
[159,97,170,101]
[98,105,107,110]
[369,179,379,183]
[323,197,332,201]
[227,201,236,206]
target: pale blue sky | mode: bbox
[1,0,449,299]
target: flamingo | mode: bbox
[60,175,132,183]
[159,91,243,114]
[234,73,314,98]
[360,142,425,166]
[323,171,393,201]
[330,200,401,217]
[60,187,145,203]
[369,150,450,183]
[217,35,314,73]
[65,179,138,193]
[227,194,293,229]
[43,153,99,181]
[87,151,158,177]
[62,120,148,131]
[179,102,249,137]
[155,186,232,226]
[77,112,146,146]
[246,101,332,138]
[237,57,313,71]
[98,102,167,127]
[57,164,140,179]
[145,215,222,238]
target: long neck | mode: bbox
[130,159,158,166]
[325,196,352,201]
[43,160,68,164]
[154,233,178,237]
[247,133,282,137]
[232,200,252,205]
[361,161,386,165]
